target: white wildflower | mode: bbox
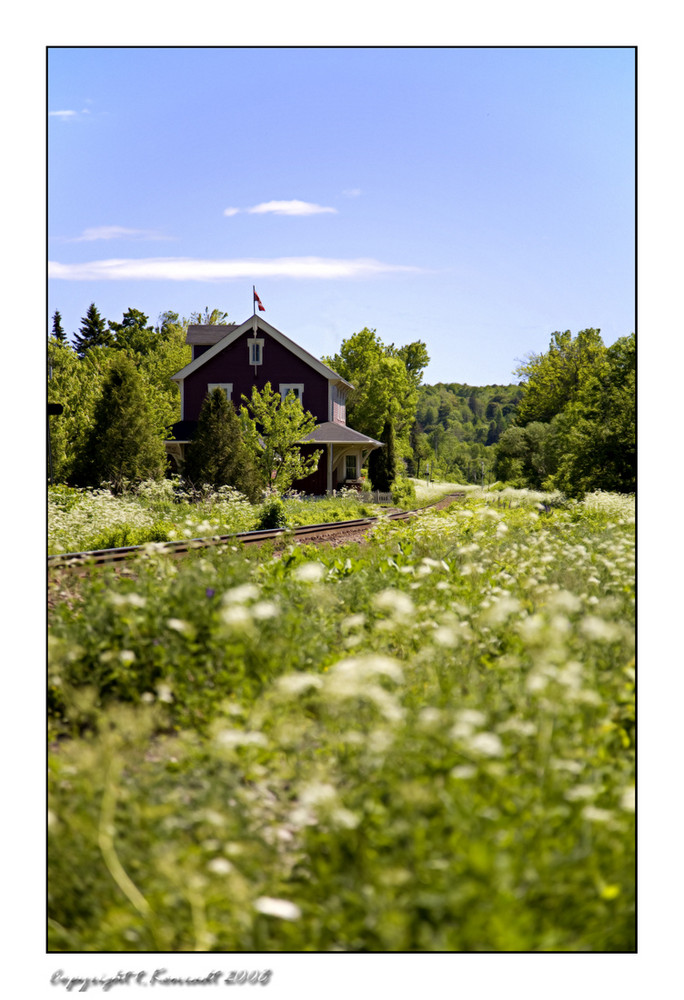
[497,718,536,737]
[222,583,259,604]
[450,765,477,780]
[207,858,233,875]
[620,786,636,812]
[157,683,173,703]
[482,594,522,625]
[329,654,403,684]
[580,616,621,642]
[299,783,338,807]
[457,709,487,727]
[221,605,252,628]
[565,784,597,802]
[276,673,323,695]
[467,732,504,757]
[582,806,613,823]
[254,897,302,921]
[251,600,279,619]
[432,625,457,647]
[551,759,583,774]
[341,613,366,631]
[166,617,192,635]
[119,649,136,664]
[293,561,326,582]
[332,808,360,829]
[216,729,268,749]
[372,589,415,617]
[418,707,443,728]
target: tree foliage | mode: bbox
[514,328,607,426]
[51,310,67,344]
[324,328,429,446]
[241,383,322,494]
[73,303,112,358]
[183,388,261,501]
[368,419,397,492]
[72,355,167,490]
[509,329,635,496]
[414,382,521,483]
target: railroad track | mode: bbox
[47,493,466,571]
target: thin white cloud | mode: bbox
[248,200,337,216]
[343,188,362,198]
[69,225,171,242]
[48,110,78,121]
[48,256,422,282]
[224,200,337,217]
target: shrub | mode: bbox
[390,476,416,506]
[257,496,287,530]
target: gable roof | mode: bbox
[171,315,353,389]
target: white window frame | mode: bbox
[345,454,358,480]
[279,383,304,403]
[247,338,264,366]
[207,383,233,401]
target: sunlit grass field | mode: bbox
[48,489,635,952]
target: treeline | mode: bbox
[411,382,523,484]
[48,305,194,485]
[496,328,635,496]
[48,306,635,498]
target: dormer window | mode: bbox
[248,338,264,366]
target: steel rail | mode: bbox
[47,494,465,570]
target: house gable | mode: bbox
[173,316,352,426]
[172,316,351,388]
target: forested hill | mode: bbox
[411,382,522,484]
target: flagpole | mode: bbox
[253,285,255,317]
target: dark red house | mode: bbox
[165,314,382,493]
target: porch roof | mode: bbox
[300,422,383,447]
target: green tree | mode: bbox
[386,340,430,390]
[324,328,425,446]
[51,310,67,344]
[189,307,230,325]
[546,333,635,496]
[73,355,166,490]
[408,423,433,478]
[109,309,191,431]
[183,388,261,501]
[73,303,112,358]
[241,383,322,494]
[47,340,113,482]
[368,420,396,492]
[494,422,556,488]
[514,329,607,426]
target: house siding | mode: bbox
[183,330,330,422]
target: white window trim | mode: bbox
[247,338,264,366]
[207,383,233,401]
[279,383,304,403]
[345,453,358,479]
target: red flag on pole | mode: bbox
[254,289,265,312]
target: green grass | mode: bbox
[48,489,635,952]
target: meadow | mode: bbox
[48,488,635,952]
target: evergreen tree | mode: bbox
[51,310,67,344]
[368,419,397,491]
[183,388,261,501]
[73,354,166,490]
[73,303,112,358]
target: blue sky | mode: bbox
[48,46,635,385]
